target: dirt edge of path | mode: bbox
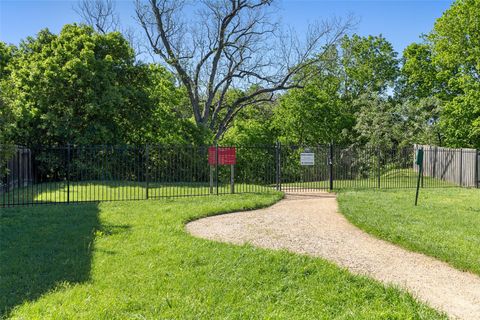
[186,191,480,320]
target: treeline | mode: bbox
[225,0,480,149]
[0,25,204,148]
[1,0,479,150]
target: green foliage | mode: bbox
[3,1,480,151]
[2,25,196,147]
[397,42,445,146]
[0,42,15,142]
[5,26,133,145]
[0,42,16,165]
[441,85,480,147]
[429,0,480,148]
[273,35,399,146]
[222,101,277,146]
[353,93,399,148]
[399,43,438,101]
[396,97,444,146]
[274,76,352,145]
[0,92,13,146]
[0,41,15,79]
[399,0,480,148]
[124,63,203,145]
[340,34,399,98]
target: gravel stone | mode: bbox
[187,191,480,320]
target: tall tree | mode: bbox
[340,34,399,145]
[4,25,192,146]
[340,34,399,99]
[428,0,480,148]
[395,43,445,146]
[221,94,277,146]
[0,42,16,145]
[274,48,353,145]
[135,0,354,141]
[273,34,399,146]
[396,97,443,146]
[0,42,17,168]
[353,93,399,148]
[399,42,438,101]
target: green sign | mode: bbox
[415,148,424,166]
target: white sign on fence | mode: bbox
[300,152,315,166]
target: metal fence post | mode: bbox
[420,147,424,188]
[1,146,5,208]
[329,143,334,191]
[230,164,234,194]
[145,144,149,200]
[17,148,20,190]
[215,143,219,195]
[66,144,70,204]
[209,164,214,194]
[275,141,281,191]
[377,147,381,188]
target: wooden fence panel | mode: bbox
[1,147,33,193]
[414,144,478,187]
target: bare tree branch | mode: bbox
[75,0,119,34]
[135,0,356,141]
[75,0,151,59]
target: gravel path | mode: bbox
[187,192,480,320]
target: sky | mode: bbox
[0,0,454,57]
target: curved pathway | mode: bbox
[187,192,480,320]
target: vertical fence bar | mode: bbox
[377,147,381,188]
[17,148,20,201]
[1,147,5,208]
[209,165,214,194]
[67,144,70,204]
[215,144,219,195]
[275,141,281,191]
[145,144,149,200]
[329,143,334,191]
[421,150,424,188]
[230,164,234,194]
[31,147,35,205]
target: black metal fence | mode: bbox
[1,144,478,207]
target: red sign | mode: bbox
[208,147,236,165]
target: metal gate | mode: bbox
[277,144,330,191]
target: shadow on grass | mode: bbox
[0,203,100,318]
[1,181,227,205]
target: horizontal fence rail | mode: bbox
[1,143,477,207]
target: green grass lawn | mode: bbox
[1,169,454,206]
[1,181,274,206]
[338,188,480,276]
[1,193,444,319]
[280,169,454,190]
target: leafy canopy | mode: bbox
[2,24,199,146]
[430,0,480,148]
